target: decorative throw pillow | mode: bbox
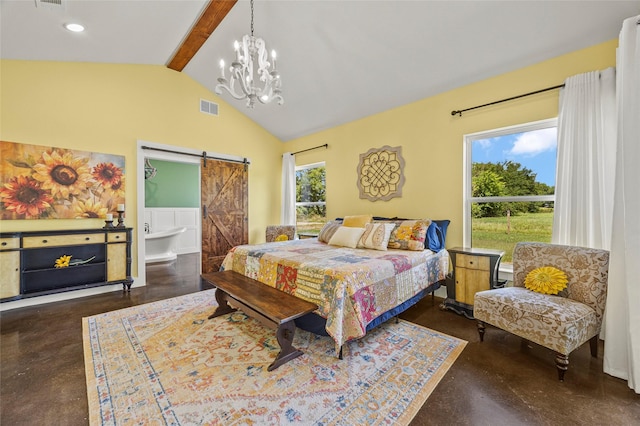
[317,221,342,243]
[342,214,373,228]
[357,222,396,251]
[387,219,431,251]
[328,226,366,248]
[275,234,289,242]
[524,266,568,295]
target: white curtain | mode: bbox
[281,152,296,226]
[604,15,640,393]
[552,67,617,249]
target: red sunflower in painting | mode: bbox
[0,175,54,218]
[32,149,93,199]
[92,162,123,190]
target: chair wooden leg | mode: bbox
[477,320,486,342]
[589,335,598,358]
[555,353,569,381]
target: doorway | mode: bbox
[136,140,249,287]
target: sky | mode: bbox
[472,127,557,186]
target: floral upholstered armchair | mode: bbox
[474,242,609,381]
[265,225,296,242]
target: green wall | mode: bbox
[144,160,199,207]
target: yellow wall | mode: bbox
[0,61,284,273]
[0,39,620,273]
[284,39,618,247]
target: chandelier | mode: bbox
[215,0,283,108]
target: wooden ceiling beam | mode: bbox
[167,0,238,72]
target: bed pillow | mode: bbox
[387,219,431,251]
[357,222,396,251]
[317,220,343,243]
[328,226,366,248]
[342,214,373,228]
[425,219,450,251]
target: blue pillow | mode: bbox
[426,220,450,251]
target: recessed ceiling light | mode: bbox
[64,23,85,32]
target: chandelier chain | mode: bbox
[250,0,254,36]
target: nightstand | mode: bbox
[442,247,505,319]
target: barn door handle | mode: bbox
[203,205,208,218]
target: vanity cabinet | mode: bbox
[0,228,133,302]
[442,247,504,319]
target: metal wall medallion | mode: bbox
[357,145,405,201]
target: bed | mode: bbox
[219,217,450,350]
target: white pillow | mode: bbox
[357,222,396,251]
[328,226,366,248]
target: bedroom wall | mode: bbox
[283,39,618,248]
[0,60,283,279]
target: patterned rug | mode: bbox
[83,290,466,425]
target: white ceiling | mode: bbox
[2,0,638,141]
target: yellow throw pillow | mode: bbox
[275,234,289,242]
[524,266,568,295]
[342,214,373,228]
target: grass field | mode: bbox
[472,212,553,263]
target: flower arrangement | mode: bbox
[0,141,125,220]
[54,255,72,268]
[524,266,568,295]
[54,255,96,268]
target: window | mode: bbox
[295,162,326,235]
[463,118,557,266]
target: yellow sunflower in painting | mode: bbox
[0,175,54,218]
[524,266,568,295]
[73,198,108,219]
[55,255,72,268]
[32,149,93,199]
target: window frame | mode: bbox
[462,118,557,252]
[295,161,326,223]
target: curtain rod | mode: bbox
[451,84,565,117]
[141,146,249,167]
[291,143,328,155]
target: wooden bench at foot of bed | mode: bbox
[201,271,318,371]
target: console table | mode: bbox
[0,228,133,302]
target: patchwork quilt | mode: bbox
[221,239,449,347]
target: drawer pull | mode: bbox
[1,242,6,246]
[85,237,90,241]
[42,239,48,243]
[115,236,120,240]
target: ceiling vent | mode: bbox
[200,99,219,116]
[35,0,65,9]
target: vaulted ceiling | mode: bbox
[2,0,638,141]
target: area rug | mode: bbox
[83,290,466,425]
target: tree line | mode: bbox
[472,161,554,218]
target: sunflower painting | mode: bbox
[0,141,125,220]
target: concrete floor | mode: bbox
[1,253,638,425]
